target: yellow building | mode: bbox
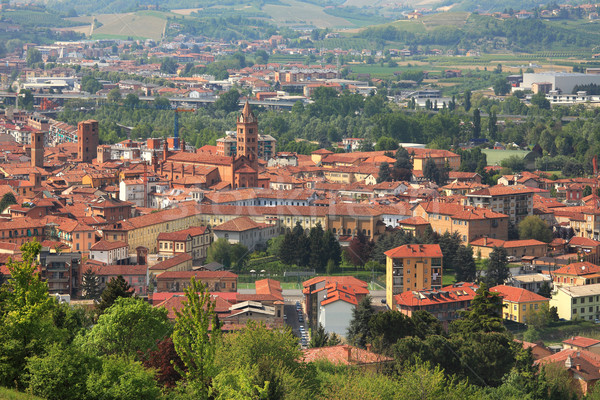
[550,283,600,321]
[491,285,549,323]
[410,148,461,172]
[384,244,443,308]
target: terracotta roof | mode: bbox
[398,216,430,226]
[255,278,283,301]
[149,253,193,271]
[569,236,600,247]
[395,282,478,307]
[470,238,547,248]
[156,270,238,279]
[468,184,540,197]
[535,349,600,381]
[302,345,393,365]
[87,264,147,276]
[213,216,270,232]
[302,276,367,291]
[157,226,208,241]
[553,262,600,276]
[90,240,127,251]
[563,336,600,349]
[490,285,549,303]
[384,244,442,259]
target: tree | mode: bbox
[347,295,375,348]
[124,93,140,108]
[142,337,184,388]
[309,323,330,348]
[86,356,161,400]
[493,77,511,96]
[488,111,498,140]
[423,158,447,185]
[107,88,121,103]
[584,185,593,197]
[392,147,413,181]
[214,89,240,113]
[0,191,17,212]
[377,162,392,183]
[347,230,373,266]
[484,247,510,287]
[308,224,326,271]
[531,92,550,109]
[78,297,171,359]
[454,245,477,282]
[473,108,481,139]
[375,136,398,151]
[154,95,170,109]
[369,310,414,354]
[81,268,100,300]
[96,275,133,314]
[464,90,472,111]
[26,48,42,67]
[450,283,505,335]
[172,278,221,396]
[80,75,102,94]
[160,57,178,74]
[538,281,552,298]
[25,343,99,400]
[323,230,342,266]
[518,215,553,243]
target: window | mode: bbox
[522,305,526,311]
[513,305,517,310]
[534,304,538,310]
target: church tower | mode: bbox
[236,101,258,164]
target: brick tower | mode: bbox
[77,120,99,163]
[236,101,258,164]
[31,130,44,168]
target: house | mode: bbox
[385,244,443,308]
[149,253,193,276]
[394,282,479,329]
[84,264,148,296]
[157,226,212,262]
[470,237,547,260]
[490,285,549,323]
[89,240,129,265]
[568,237,600,257]
[466,185,537,224]
[550,283,600,321]
[212,216,279,250]
[155,270,238,293]
[506,273,552,293]
[516,340,552,360]
[552,262,600,287]
[302,345,393,371]
[318,281,370,336]
[535,349,600,395]
[563,336,600,355]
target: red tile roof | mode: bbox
[90,240,127,251]
[490,285,549,303]
[553,262,600,276]
[394,282,478,307]
[384,244,442,259]
[213,216,270,232]
[156,270,238,279]
[149,253,193,271]
[535,349,600,381]
[157,226,208,241]
[302,345,393,365]
[469,184,540,197]
[255,278,283,301]
[569,236,600,247]
[470,238,547,248]
[563,336,600,349]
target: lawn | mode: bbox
[482,149,530,167]
[0,387,44,400]
[442,271,456,286]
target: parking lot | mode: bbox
[283,302,309,348]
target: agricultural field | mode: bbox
[482,149,530,166]
[262,0,353,28]
[68,11,169,40]
[421,11,470,29]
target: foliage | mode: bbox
[172,278,221,397]
[538,281,552,299]
[423,157,448,185]
[279,223,340,270]
[77,297,171,359]
[80,75,103,94]
[96,275,134,314]
[86,356,161,400]
[347,295,375,348]
[346,230,374,266]
[483,247,510,287]
[309,323,330,348]
[518,216,553,243]
[0,192,17,213]
[142,337,184,388]
[214,89,241,113]
[206,238,249,271]
[493,77,511,96]
[81,268,100,300]
[451,283,505,335]
[455,245,477,282]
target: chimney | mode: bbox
[484,237,488,246]
[181,139,186,152]
[576,364,581,371]
[366,343,372,352]
[345,346,352,362]
[181,163,185,177]
[162,140,168,162]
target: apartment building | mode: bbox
[491,285,549,323]
[552,262,600,287]
[157,226,212,261]
[466,185,537,224]
[551,283,600,321]
[155,270,238,292]
[385,244,443,308]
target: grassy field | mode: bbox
[421,11,470,29]
[482,149,529,166]
[263,0,352,28]
[68,11,169,40]
[0,388,44,400]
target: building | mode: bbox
[216,130,277,161]
[318,281,370,336]
[490,285,549,323]
[410,148,461,172]
[466,185,537,224]
[506,273,552,293]
[302,345,393,371]
[522,72,600,95]
[470,237,548,260]
[212,216,279,250]
[31,130,44,168]
[155,270,238,292]
[552,262,600,287]
[550,283,600,321]
[84,264,148,296]
[39,251,81,297]
[157,226,212,261]
[302,276,368,330]
[89,240,129,265]
[394,282,479,329]
[77,120,99,163]
[385,244,443,308]
[563,336,600,355]
[535,349,600,395]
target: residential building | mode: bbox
[563,336,600,355]
[552,262,600,287]
[466,185,537,224]
[550,283,600,321]
[213,216,279,250]
[506,273,552,293]
[470,237,548,260]
[385,244,443,308]
[535,349,600,395]
[394,282,479,329]
[490,285,549,323]
[157,226,212,261]
[77,120,99,163]
[318,281,370,336]
[149,253,193,277]
[84,264,148,296]
[155,270,238,292]
[39,251,81,297]
[89,240,129,265]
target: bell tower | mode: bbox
[236,101,258,164]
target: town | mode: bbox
[4,0,600,399]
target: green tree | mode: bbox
[473,108,481,139]
[493,77,511,96]
[124,93,140,108]
[347,295,375,348]
[107,88,122,103]
[214,89,241,113]
[78,297,171,359]
[26,48,42,67]
[309,323,330,348]
[0,191,17,212]
[173,278,221,397]
[97,275,133,314]
[369,310,414,354]
[160,57,178,74]
[206,238,248,270]
[454,245,477,282]
[518,215,553,243]
[377,161,392,183]
[484,247,510,287]
[375,136,398,151]
[488,111,498,140]
[308,223,326,271]
[81,267,100,300]
[86,356,161,400]
[25,343,99,400]
[530,92,550,109]
[538,281,552,298]
[464,90,472,111]
[451,283,505,335]
[81,75,102,94]
[583,185,592,197]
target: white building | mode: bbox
[522,72,600,95]
[119,177,170,208]
[212,216,279,250]
[89,240,129,265]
